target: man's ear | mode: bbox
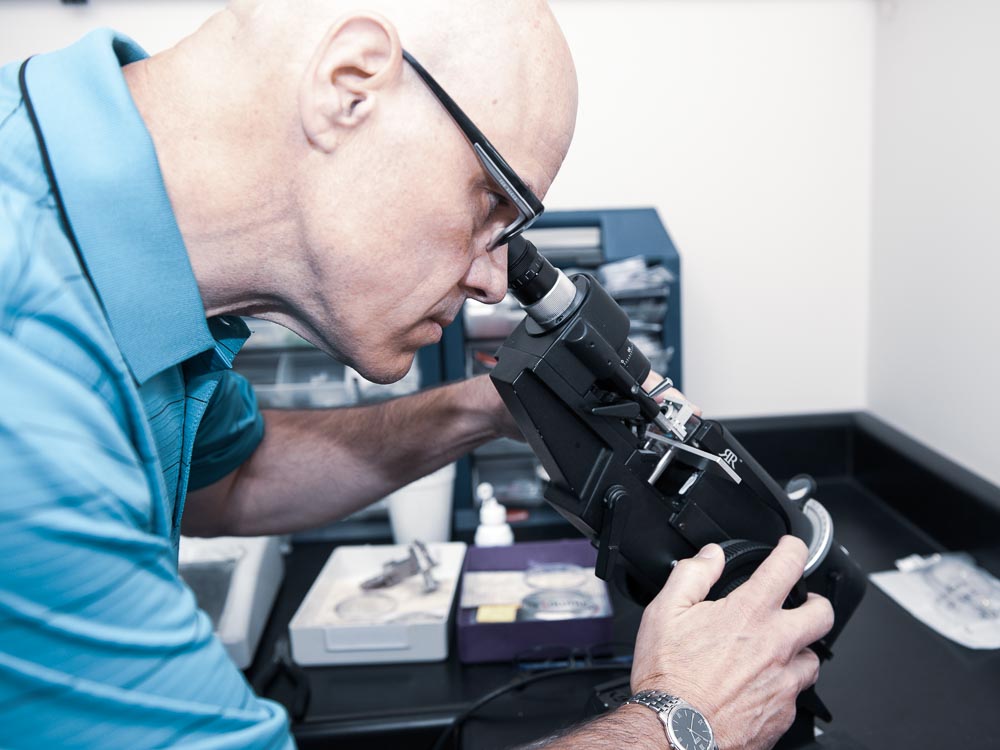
[300,12,403,153]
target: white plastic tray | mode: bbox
[289,542,467,665]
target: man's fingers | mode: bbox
[789,647,821,693]
[640,372,702,415]
[655,544,726,611]
[662,387,702,416]
[731,536,809,610]
[783,593,836,653]
[642,371,665,392]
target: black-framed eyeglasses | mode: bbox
[402,49,545,249]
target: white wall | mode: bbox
[0,0,877,421]
[0,1,224,57]
[869,0,1000,486]
[548,0,875,417]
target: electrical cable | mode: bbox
[430,663,631,750]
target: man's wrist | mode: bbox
[617,702,671,748]
[622,692,720,750]
[525,703,671,749]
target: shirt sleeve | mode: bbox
[188,370,265,491]
[0,331,292,750]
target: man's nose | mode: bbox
[463,244,508,305]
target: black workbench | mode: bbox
[245,413,1000,749]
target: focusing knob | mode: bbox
[784,474,817,509]
[707,539,808,609]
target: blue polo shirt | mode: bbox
[0,30,292,749]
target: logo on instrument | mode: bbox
[620,343,634,368]
[719,449,739,468]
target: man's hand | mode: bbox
[642,371,700,414]
[471,374,525,441]
[630,536,835,750]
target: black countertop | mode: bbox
[246,413,1000,750]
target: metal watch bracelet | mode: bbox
[624,690,720,750]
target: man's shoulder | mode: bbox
[0,182,75,327]
[0,55,64,306]
[0,57,25,124]
[0,184,50,308]
[0,177,130,417]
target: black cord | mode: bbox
[430,664,631,750]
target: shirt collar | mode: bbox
[22,29,241,384]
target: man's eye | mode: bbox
[486,191,507,218]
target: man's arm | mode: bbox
[183,369,693,538]
[183,374,509,536]
[518,705,668,749]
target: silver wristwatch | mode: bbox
[625,690,719,750]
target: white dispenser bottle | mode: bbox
[473,482,514,547]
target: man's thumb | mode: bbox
[654,544,725,611]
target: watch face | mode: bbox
[668,707,714,750]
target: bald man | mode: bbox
[0,1,832,749]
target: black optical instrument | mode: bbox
[492,235,867,748]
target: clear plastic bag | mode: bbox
[870,552,1000,649]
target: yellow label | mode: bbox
[476,604,519,623]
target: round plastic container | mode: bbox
[386,463,457,544]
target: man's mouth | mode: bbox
[431,309,460,329]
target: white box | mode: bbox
[289,542,466,665]
[179,535,284,669]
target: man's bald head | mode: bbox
[231,0,577,191]
[128,0,578,381]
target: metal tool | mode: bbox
[361,541,439,593]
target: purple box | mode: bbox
[457,539,614,664]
